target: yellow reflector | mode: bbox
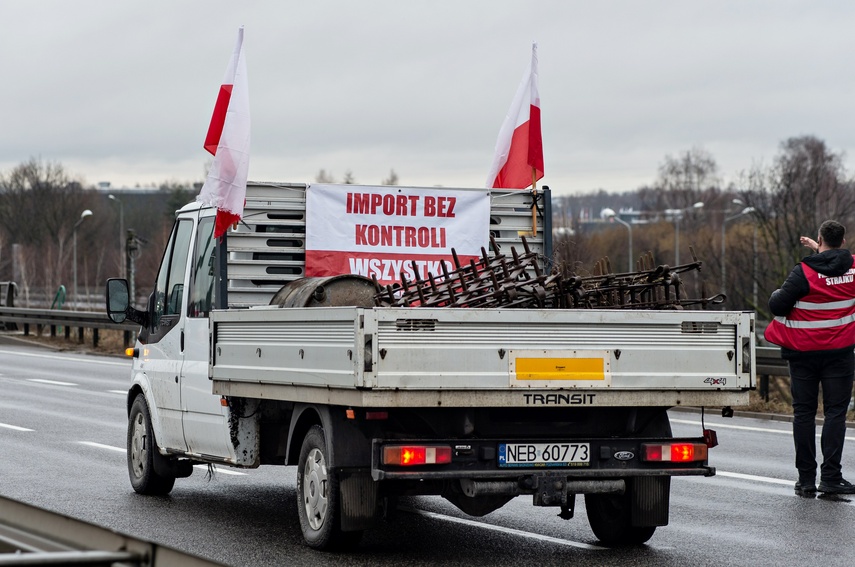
[515,357,605,381]
[124,347,135,357]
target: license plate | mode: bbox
[498,443,590,468]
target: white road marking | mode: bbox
[107,390,126,395]
[77,441,247,475]
[0,348,129,366]
[671,418,855,442]
[193,465,247,476]
[716,470,793,486]
[0,422,34,432]
[27,378,77,386]
[401,506,605,550]
[79,441,126,453]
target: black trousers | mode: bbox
[789,352,854,483]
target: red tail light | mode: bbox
[641,443,708,462]
[383,445,452,466]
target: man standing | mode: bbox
[765,220,855,496]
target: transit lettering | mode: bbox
[522,393,597,406]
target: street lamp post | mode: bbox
[601,208,633,272]
[721,205,756,295]
[108,195,125,279]
[668,202,704,266]
[72,209,93,309]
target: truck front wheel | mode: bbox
[127,395,176,496]
[296,425,362,550]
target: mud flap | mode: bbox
[631,476,670,527]
[339,469,380,532]
[153,454,194,479]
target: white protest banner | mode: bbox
[305,184,490,286]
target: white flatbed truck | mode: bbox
[106,181,755,550]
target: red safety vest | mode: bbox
[765,262,855,352]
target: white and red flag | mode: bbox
[197,26,251,239]
[486,42,544,190]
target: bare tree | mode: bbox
[0,158,103,305]
[381,169,399,186]
[731,136,855,319]
[315,169,335,184]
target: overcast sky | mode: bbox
[2,1,855,197]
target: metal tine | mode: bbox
[428,271,439,294]
[385,283,401,306]
[439,261,458,304]
[451,248,464,271]
[480,246,492,266]
[399,270,411,294]
[489,235,502,258]
[521,235,532,255]
[408,268,427,306]
[498,255,511,280]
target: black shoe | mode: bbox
[818,479,855,494]
[795,481,817,496]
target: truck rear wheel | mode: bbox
[585,491,656,546]
[296,425,362,550]
[128,395,176,496]
[586,410,671,546]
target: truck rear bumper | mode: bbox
[373,466,714,482]
[370,437,714,482]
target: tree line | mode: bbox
[0,159,195,308]
[554,135,855,324]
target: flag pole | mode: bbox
[530,167,538,236]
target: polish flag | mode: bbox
[197,26,251,239]
[486,42,544,190]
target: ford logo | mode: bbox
[614,451,634,461]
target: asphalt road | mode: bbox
[2,338,855,567]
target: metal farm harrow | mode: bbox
[373,236,725,310]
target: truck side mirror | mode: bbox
[106,278,150,328]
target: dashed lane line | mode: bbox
[27,378,78,387]
[0,422,34,432]
[400,506,606,550]
[79,441,126,453]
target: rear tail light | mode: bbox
[641,442,708,462]
[383,445,452,466]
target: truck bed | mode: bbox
[210,307,754,408]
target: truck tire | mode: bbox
[127,395,176,496]
[585,491,656,546]
[296,425,362,550]
[586,410,671,546]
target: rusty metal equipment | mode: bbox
[271,275,377,308]
[373,236,724,310]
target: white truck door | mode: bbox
[180,214,235,460]
[138,217,195,452]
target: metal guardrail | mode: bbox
[0,495,225,566]
[0,307,138,348]
[756,346,787,376]
[755,345,788,403]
